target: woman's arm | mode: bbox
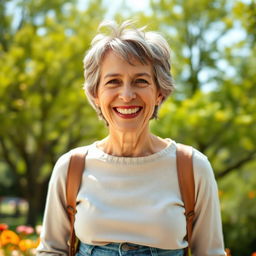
[191,149,226,256]
[36,153,71,256]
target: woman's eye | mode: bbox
[107,79,120,84]
[105,79,121,87]
[135,79,149,85]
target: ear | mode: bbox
[156,92,163,105]
[94,94,99,107]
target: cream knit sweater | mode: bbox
[36,139,226,256]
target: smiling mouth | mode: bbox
[113,107,142,119]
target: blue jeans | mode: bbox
[76,242,184,256]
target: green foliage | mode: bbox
[0,0,107,225]
[149,0,233,95]
[219,163,256,255]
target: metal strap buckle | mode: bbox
[67,205,77,215]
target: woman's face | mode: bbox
[95,50,162,133]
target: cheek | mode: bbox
[97,90,114,110]
[143,90,158,104]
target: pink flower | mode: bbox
[16,225,34,235]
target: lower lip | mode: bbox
[114,108,142,119]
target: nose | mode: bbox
[118,84,136,102]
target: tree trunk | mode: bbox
[25,183,44,227]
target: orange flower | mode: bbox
[251,252,256,256]
[248,191,256,199]
[19,239,34,251]
[0,230,20,246]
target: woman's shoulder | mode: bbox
[192,147,210,166]
[57,145,90,165]
[50,144,92,181]
[173,141,213,178]
[191,146,216,183]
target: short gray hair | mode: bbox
[83,20,175,119]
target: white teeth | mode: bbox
[116,107,140,114]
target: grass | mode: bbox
[0,216,27,229]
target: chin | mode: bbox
[111,124,144,133]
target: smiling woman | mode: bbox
[36,20,226,256]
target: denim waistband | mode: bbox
[77,242,184,256]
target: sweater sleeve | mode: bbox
[191,149,226,256]
[36,152,71,256]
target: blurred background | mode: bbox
[0,0,255,255]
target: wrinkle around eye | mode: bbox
[135,79,149,84]
[134,79,150,87]
[105,79,121,87]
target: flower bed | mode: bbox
[0,224,40,256]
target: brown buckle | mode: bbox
[121,243,140,251]
[186,211,195,220]
[67,205,77,215]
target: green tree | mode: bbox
[143,0,256,181]
[0,0,106,226]
[143,0,256,254]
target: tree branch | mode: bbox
[198,120,234,154]
[216,150,256,179]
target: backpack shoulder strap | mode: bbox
[176,143,195,255]
[66,151,87,256]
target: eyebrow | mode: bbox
[104,72,152,79]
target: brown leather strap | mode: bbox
[66,151,87,256]
[176,143,195,256]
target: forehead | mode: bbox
[100,50,153,75]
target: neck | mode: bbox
[98,128,168,157]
